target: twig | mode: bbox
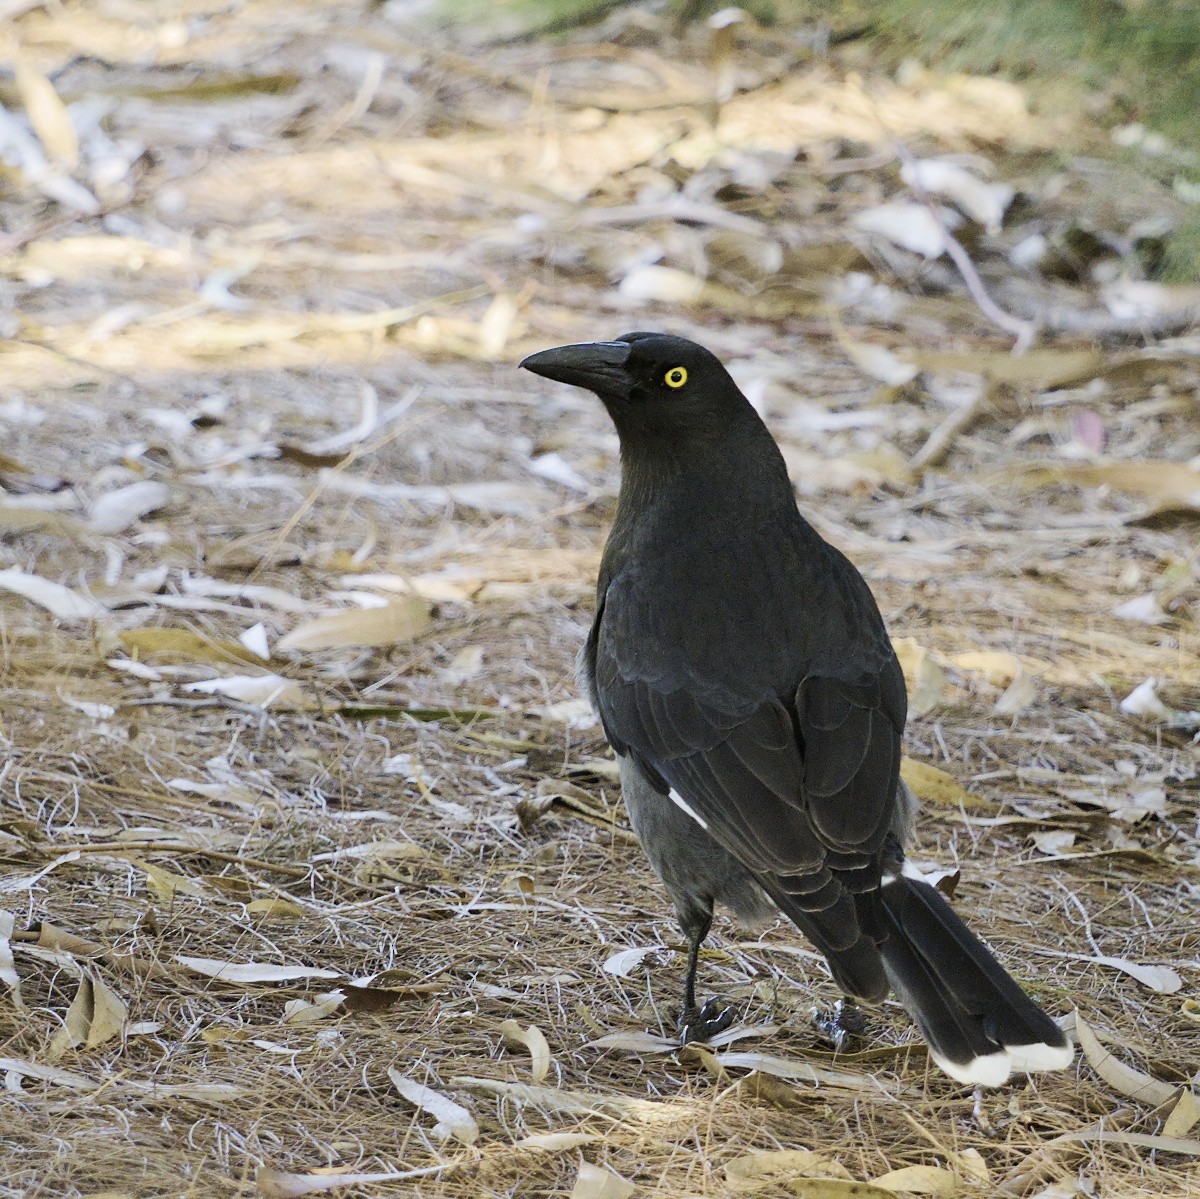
[894,139,1037,352]
[24,842,311,878]
[910,385,991,471]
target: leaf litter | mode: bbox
[0,1,1197,1197]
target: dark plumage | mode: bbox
[520,332,1073,1086]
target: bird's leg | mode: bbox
[677,924,734,1044]
[811,996,868,1052]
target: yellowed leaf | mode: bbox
[14,53,79,166]
[48,973,127,1057]
[949,651,1026,686]
[130,859,208,902]
[727,1148,853,1191]
[788,1181,898,1199]
[870,1165,958,1196]
[915,348,1103,389]
[499,1019,552,1083]
[119,627,266,666]
[278,596,432,651]
[900,759,989,810]
[247,898,309,920]
[1014,461,1200,510]
[1163,1089,1200,1139]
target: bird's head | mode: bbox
[520,332,746,446]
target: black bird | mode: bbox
[520,332,1073,1087]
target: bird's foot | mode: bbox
[678,997,734,1045]
[811,998,867,1053]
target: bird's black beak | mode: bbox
[520,341,633,401]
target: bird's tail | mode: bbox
[879,865,1073,1086]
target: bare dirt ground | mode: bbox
[0,3,1198,1196]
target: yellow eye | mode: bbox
[664,366,688,388]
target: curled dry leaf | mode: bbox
[1074,1011,1175,1104]
[516,1132,598,1152]
[602,945,669,977]
[0,912,21,1009]
[48,974,128,1058]
[570,1162,634,1199]
[499,1019,552,1083]
[278,595,432,652]
[387,1066,478,1145]
[0,568,106,622]
[184,673,306,708]
[174,956,341,984]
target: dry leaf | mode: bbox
[239,622,272,659]
[87,481,171,534]
[119,627,266,666]
[499,1019,552,1083]
[443,645,484,682]
[1163,1089,1200,1139]
[184,673,306,708]
[1016,460,1200,511]
[852,202,961,258]
[1086,955,1181,994]
[901,158,1013,232]
[709,1050,876,1090]
[0,568,106,622]
[993,669,1038,715]
[950,651,1025,686]
[1112,594,1169,625]
[516,1132,598,1151]
[602,946,668,977]
[618,264,706,304]
[891,638,948,717]
[256,1163,448,1198]
[839,340,919,387]
[1030,830,1076,855]
[0,911,22,1009]
[131,859,209,902]
[14,53,78,166]
[788,1181,897,1199]
[1074,1011,1175,1104]
[870,1164,959,1196]
[387,1067,478,1145]
[278,596,432,652]
[726,1148,853,1191]
[285,993,344,1024]
[0,1056,99,1091]
[174,956,341,984]
[570,1162,634,1199]
[247,898,309,920]
[587,1031,679,1053]
[900,759,988,810]
[48,974,127,1057]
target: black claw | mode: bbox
[811,998,866,1052]
[679,997,735,1044]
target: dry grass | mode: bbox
[0,3,1198,1197]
